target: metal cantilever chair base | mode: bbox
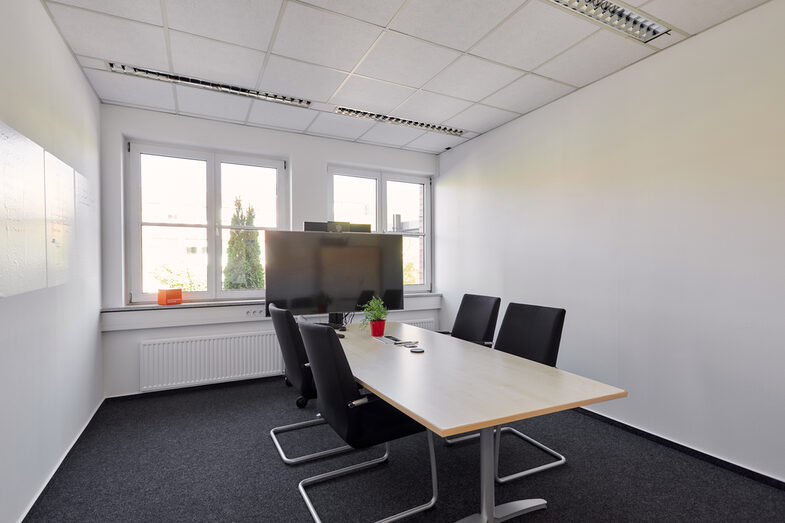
[270,416,354,465]
[445,427,566,484]
[299,430,438,523]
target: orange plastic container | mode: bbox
[157,288,182,305]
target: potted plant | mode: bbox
[361,296,388,337]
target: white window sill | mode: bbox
[100,293,442,332]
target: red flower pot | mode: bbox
[370,320,386,337]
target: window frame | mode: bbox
[327,165,432,293]
[127,141,288,304]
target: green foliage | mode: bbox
[154,265,204,291]
[223,197,265,289]
[403,261,417,285]
[360,296,388,326]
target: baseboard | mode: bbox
[576,408,785,491]
[18,398,104,523]
[105,374,284,400]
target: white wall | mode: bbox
[435,0,785,481]
[101,296,440,397]
[0,2,102,522]
[100,105,436,308]
[99,105,437,396]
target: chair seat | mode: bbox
[344,399,425,449]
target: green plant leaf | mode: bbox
[360,296,388,326]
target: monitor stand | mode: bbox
[318,312,346,331]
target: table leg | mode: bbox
[456,427,547,523]
[480,427,495,520]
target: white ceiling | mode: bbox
[44,0,769,154]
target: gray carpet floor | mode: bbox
[25,377,785,522]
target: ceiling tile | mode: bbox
[331,76,415,114]
[472,1,598,70]
[355,32,460,88]
[390,0,525,51]
[299,0,406,26]
[404,132,467,153]
[175,85,252,122]
[535,30,654,87]
[76,55,106,70]
[47,0,163,25]
[306,112,376,139]
[247,101,318,131]
[165,0,281,50]
[390,91,472,124]
[444,104,518,133]
[424,55,522,101]
[647,30,687,50]
[169,31,265,89]
[640,0,768,35]
[84,69,175,111]
[309,101,337,112]
[358,123,426,147]
[260,55,347,102]
[483,74,574,113]
[273,2,382,71]
[47,3,169,70]
[623,0,649,6]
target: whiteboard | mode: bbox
[0,121,46,298]
[44,151,74,287]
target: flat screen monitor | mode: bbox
[265,230,403,316]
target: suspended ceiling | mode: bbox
[44,0,769,153]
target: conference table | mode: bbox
[339,322,627,523]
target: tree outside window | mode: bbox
[223,198,264,289]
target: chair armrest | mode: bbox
[483,341,493,348]
[436,330,451,335]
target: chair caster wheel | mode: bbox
[296,397,308,409]
[284,377,293,387]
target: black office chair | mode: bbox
[444,302,567,483]
[268,304,352,465]
[492,302,567,483]
[439,293,501,346]
[381,288,404,310]
[298,323,438,522]
[270,303,316,409]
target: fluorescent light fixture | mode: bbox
[335,107,464,136]
[107,62,311,108]
[549,0,668,43]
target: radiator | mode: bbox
[139,331,284,392]
[403,318,436,330]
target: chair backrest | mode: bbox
[493,302,566,367]
[269,304,316,399]
[299,323,362,443]
[450,294,502,345]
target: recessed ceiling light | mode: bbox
[549,0,669,43]
[335,107,464,136]
[107,63,311,108]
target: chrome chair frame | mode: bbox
[444,427,566,483]
[299,430,438,523]
[270,414,354,465]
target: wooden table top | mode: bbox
[339,322,627,437]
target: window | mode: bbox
[329,166,431,292]
[127,143,288,303]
